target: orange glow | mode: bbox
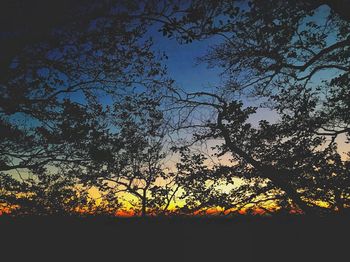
[115,210,135,217]
[0,194,341,217]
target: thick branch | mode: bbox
[216,109,313,214]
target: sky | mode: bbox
[153,34,224,93]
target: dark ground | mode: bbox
[0,215,349,261]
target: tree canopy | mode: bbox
[0,0,349,216]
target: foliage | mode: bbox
[0,0,349,216]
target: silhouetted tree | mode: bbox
[173,148,289,215]
[163,0,350,214]
[0,170,89,215]
[77,93,178,217]
[0,1,173,214]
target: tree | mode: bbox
[0,170,87,216]
[161,0,350,214]
[0,0,173,171]
[77,93,178,217]
[174,148,286,215]
[0,101,118,215]
[0,0,174,214]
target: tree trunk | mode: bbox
[270,171,314,215]
[141,190,147,217]
[334,190,344,213]
[217,111,314,215]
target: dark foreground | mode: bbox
[1,215,349,261]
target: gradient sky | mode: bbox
[149,25,224,93]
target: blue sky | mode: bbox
[150,27,224,93]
